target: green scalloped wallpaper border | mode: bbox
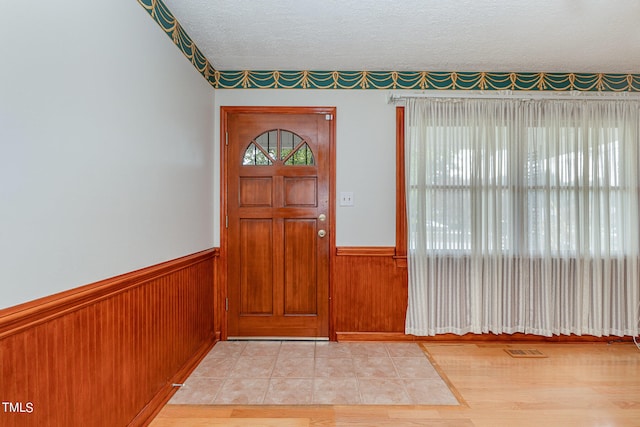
[213,70,640,91]
[137,0,215,82]
[137,0,640,92]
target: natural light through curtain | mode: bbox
[404,97,640,336]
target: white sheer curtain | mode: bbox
[405,97,640,337]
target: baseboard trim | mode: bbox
[336,331,635,343]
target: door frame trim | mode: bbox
[219,106,337,340]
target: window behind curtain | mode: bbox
[408,101,636,257]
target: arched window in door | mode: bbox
[243,129,315,166]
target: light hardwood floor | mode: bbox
[150,341,640,427]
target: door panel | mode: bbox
[239,219,274,315]
[284,219,318,315]
[225,108,333,338]
[284,177,317,206]
[239,177,273,207]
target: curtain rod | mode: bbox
[387,90,640,103]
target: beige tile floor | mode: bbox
[169,341,459,405]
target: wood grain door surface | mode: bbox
[226,109,332,338]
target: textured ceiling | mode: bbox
[161,0,640,73]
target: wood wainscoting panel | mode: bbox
[0,249,218,427]
[333,247,408,334]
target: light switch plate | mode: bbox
[340,192,354,206]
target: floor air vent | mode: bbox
[504,348,548,358]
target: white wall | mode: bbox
[214,90,397,247]
[0,1,215,309]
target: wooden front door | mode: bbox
[224,107,334,338]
